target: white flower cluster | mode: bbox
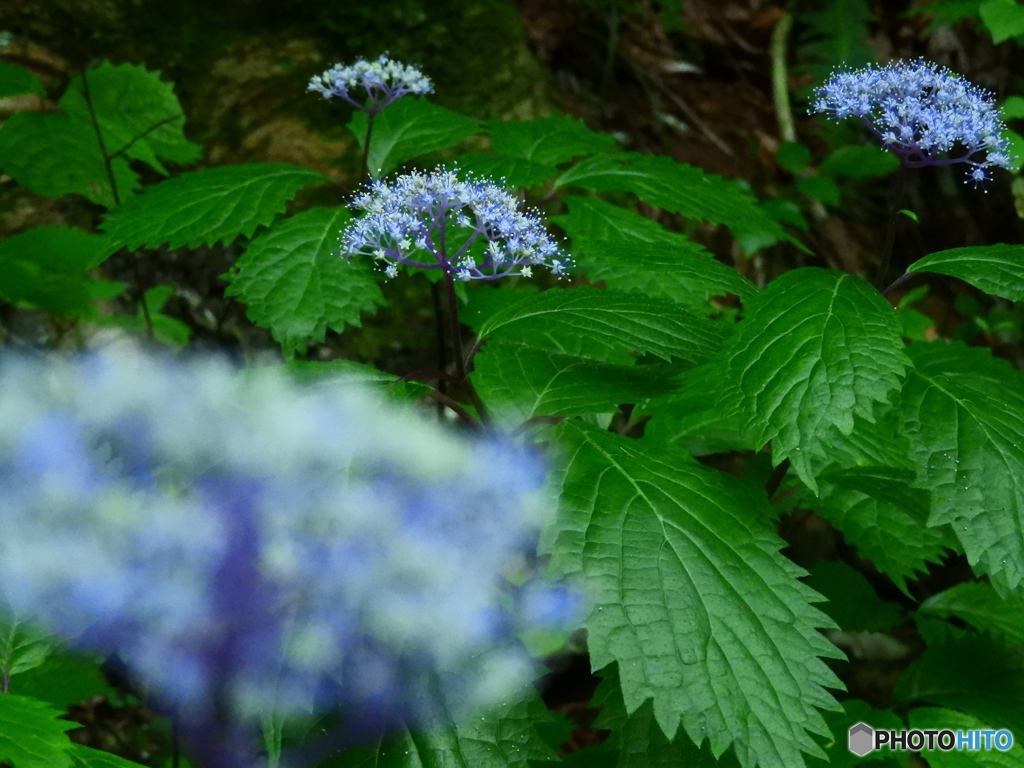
[342,167,570,281]
[308,54,433,112]
[812,59,1016,185]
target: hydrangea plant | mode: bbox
[342,167,570,281]
[0,345,576,768]
[812,58,1015,185]
[308,54,433,114]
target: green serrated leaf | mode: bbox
[899,342,1024,593]
[100,163,327,250]
[981,0,1024,43]
[908,244,1024,302]
[575,664,743,768]
[641,360,754,456]
[489,115,616,166]
[554,153,789,252]
[552,196,692,247]
[0,693,77,768]
[1003,95,1024,120]
[895,633,1024,739]
[546,421,844,768]
[0,227,116,272]
[810,465,952,595]
[329,687,562,768]
[0,610,54,680]
[910,707,1024,768]
[68,744,148,768]
[9,652,113,710]
[802,560,903,632]
[60,61,201,174]
[452,152,556,189]
[722,268,909,492]
[0,63,45,98]
[798,0,875,86]
[808,700,905,768]
[224,206,384,355]
[349,98,480,178]
[920,582,1024,649]
[0,111,138,206]
[474,286,726,365]
[472,338,683,423]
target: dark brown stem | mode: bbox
[873,160,910,290]
[442,269,491,425]
[361,111,376,179]
[79,68,154,340]
[431,281,448,418]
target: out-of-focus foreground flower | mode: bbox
[0,346,578,768]
[307,54,433,113]
[342,167,571,281]
[812,58,1016,185]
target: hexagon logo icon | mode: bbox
[848,722,874,757]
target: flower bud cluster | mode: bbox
[812,59,1016,185]
[308,55,433,113]
[341,167,570,281]
[0,346,577,768]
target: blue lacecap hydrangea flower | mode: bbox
[0,345,583,768]
[308,54,433,113]
[341,167,571,281]
[812,59,1016,185]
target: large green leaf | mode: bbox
[810,466,953,595]
[60,61,201,174]
[910,707,1024,768]
[554,196,757,310]
[0,694,77,768]
[9,653,113,710]
[68,745,147,768]
[721,268,909,492]
[0,63,45,98]
[545,421,844,768]
[101,163,327,250]
[0,227,122,315]
[554,153,789,251]
[895,633,1024,739]
[224,207,384,355]
[0,612,54,682]
[488,115,616,166]
[920,582,1024,649]
[330,689,562,768]
[565,664,743,768]
[472,339,683,423]
[452,153,555,189]
[474,286,727,365]
[899,342,1024,593]
[349,98,480,178]
[908,244,1024,303]
[981,0,1024,43]
[641,360,754,456]
[807,699,904,768]
[0,111,138,207]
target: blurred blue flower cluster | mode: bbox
[307,54,433,113]
[342,167,571,281]
[812,59,1015,185]
[0,346,578,768]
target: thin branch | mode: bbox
[79,68,155,340]
[770,13,796,144]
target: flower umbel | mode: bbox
[0,346,578,768]
[341,167,571,281]
[812,59,1016,185]
[308,54,433,113]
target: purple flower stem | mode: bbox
[874,159,910,289]
[431,281,449,418]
